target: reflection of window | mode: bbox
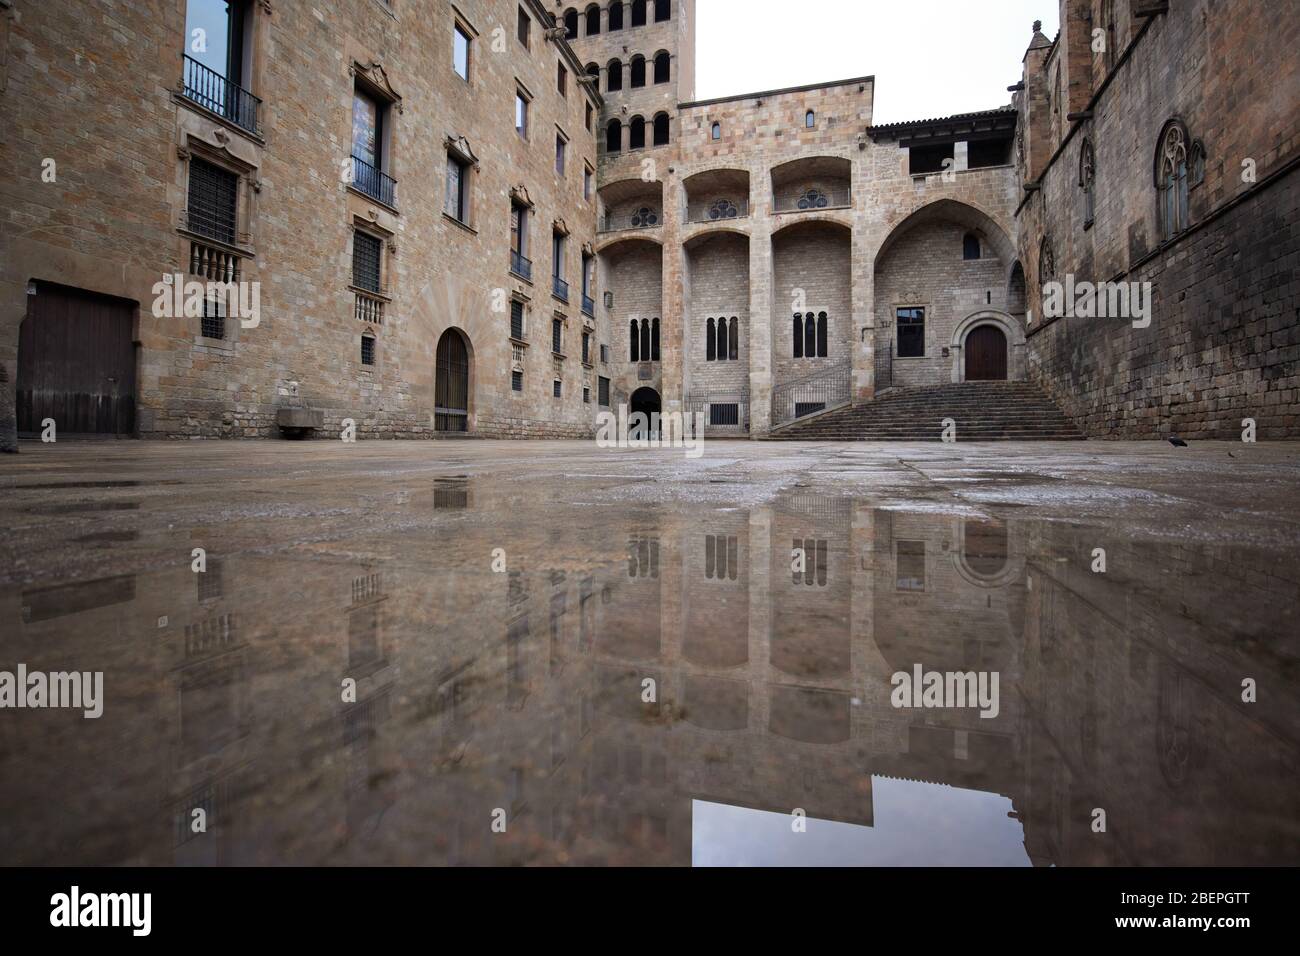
[792,538,828,587]
[705,534,738,580]
[514,89,529,138]
[896,307,924,358]
[963,520,1008,577]
[453,22,471,80]
[895,540,925,591]
[628,535,660,578]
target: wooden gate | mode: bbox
[964,325,1008,381]
[17,284,137,436]
[434,329,469,432]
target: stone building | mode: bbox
[1,0,1295,443]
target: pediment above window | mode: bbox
[351,61,403,111]
[445,134,479,167]
[510,184,534,207]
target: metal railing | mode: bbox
[685,198,750,223]
[581,293,595,316]
[600,210,662,233]
[189,240,241,283]
[875,340,893,390]
[510,249,532,281]
[355,289,386,325]
[552,275,569,303]
[350,154,397,208]
[685,391,749,433]
[772,184,852,214]
[771,360,852,426]
[182,55,260,135]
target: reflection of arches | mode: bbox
[434,328,472,432]
[1157,662,1202,790]
[950,310,1025,383]
[952,516,1022,588]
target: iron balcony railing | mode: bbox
[581,293,595,316]
[771,360,852,426]
[350,154,397,208]
[685,198,750,224]
[772,184,852,214]
[599,210,662,233]
[182,55,260,136]
[510,249,532,281]
[552,275,569,303]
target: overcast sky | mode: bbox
[694,0,1059,124]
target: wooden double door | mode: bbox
[17,283,137,436]
[964,325,1008,381]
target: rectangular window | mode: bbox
[515,89,529,138]
[353,231,382,293]
[446,153,469,222]
[352,89,382,169]
[201,296,226,340]
[600,343,609,364]
[453,23,471,80]
[710,403,740,426]
[187,157,239,245]
[552,318,563,354]
[582,331,590,364]
[598,376,610,406]
[182,0,253,130]
[512,369,523,392]
[510,299,525,340]
[897,307,925,358]
[556,133,567,176]
[896,540,926,591]
[557,63,567,97]
[511,201,527,254]
[585,102,593,132]
[361,334,376,366]
[553,379,562,398]
[583,386,591,404]
[517,7,530,47]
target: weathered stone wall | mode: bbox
[1016,0,1300,439]
[771,223,852,383]
[684,232,748,397]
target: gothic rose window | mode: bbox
[630,207,657,227]
[797,188,829,210]
[708,198,738,220]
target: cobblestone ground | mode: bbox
[1,439,1298,865]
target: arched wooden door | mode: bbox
[964,325,1008,381]
[434,329,469,432]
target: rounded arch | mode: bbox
[562,8,579,40]
[434,326,474,432]
[584,3,601,35]
[652,50,670,84]
[605,57,623,92]
[605,117,622,153]
[652,111,670,146]
[951,517,1024,588]
[950,310,1025,383]
[631,0,648,27]
[876,197,1015,267]
[770,213,853,241]
[629,386,661,420]
[629,54,646,88]
[628,114,646,149]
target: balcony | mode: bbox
[350,154,397,208]
[552,275,569,303]
[600,209,662,234]
[188,240,242,283]
[354,288,386,325]
[581,293,595,317]
[773,184,852,214]
[510,249,533,281]
[182,55,261,137]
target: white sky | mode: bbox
[693,0,1059,125]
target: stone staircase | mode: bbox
[769,381,1086,441]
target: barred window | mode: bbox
[510,299,525,340]
[201,297,226,340]
[709,403,739,426]
[598,376,610,406]
[353,231,382,293]
[446,153,469,222]
[552,318,563,354]
[583,385,591,404]
[188,157,239,245]
[512,369,523,392]
[361,333,376,366]
[553,379,562,398]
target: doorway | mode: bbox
[434,328,470,432]
[17,283,137,436]
[964,325,1008,381]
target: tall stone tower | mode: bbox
[554,1,697,419]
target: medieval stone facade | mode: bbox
[0,0,1295,444]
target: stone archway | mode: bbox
[434,327,472,432]
[950,310,1025,383]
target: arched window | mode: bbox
[609,3,624,30]
[728,315,739,360]
[629,115,646,149]
[629,318,639,361]
[653,51,670,84]
[804,314,816,357]
[652,112,670,146]
[655,0,670,22]
[651,317,660,361]
[630,55,646,88]
[632,0,647,27]
[711,121,720,141]
[1155,120,1190,241]
[605,118,622,152]
[1079,138,1096,227]
[792,314,803,358]
[1038,237,1056,288]
[706,317,716,361]
[805,110,815,129]
[816,312,827,357]
[585,4,601,35]
[563,9,579,40]
[708,198,738,220]
[585,62,600,85]
[629,206,657,227]
[714,317,726,361]
[962,233,981,260]
[606,59,623,92]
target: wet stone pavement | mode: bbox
[1,439,1298,865]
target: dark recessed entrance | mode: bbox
[965,324,1008,381]
[17,283,137,437]
[434,328,470,432]
[629,386,661,419]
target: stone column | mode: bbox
[748,221,773,434]
[851,220,875,403]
